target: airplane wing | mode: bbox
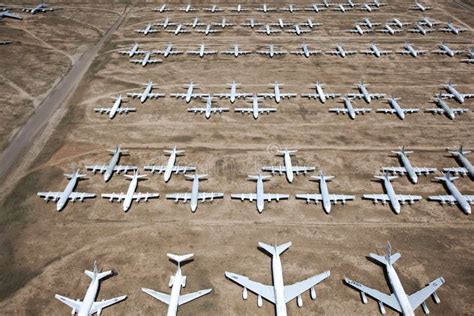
[114,165,138,173]
[293,166,316,173]
[178,289,213,305]
[166,193,192,201]
[231,193,258,201]
[346,51,357,55]
[396,195,422,203]
[102,193,127,202]
[369,93,385,99]
[144,165,166,173]
[172,166,196,173]
[234,108,253,113]
[402,108,419,113]
[325,50,339,55]
[90,295,127,314]
[263,193,289,201]
[37,192,62,201]
[213,93,231,98]
[94,107,112,114]
[363,194,390,202]
[262,165,286,173]
[442,167,468,175]
[347,93,363,99]
[170,93,186,99]
[412,167,437,174]
[116,107,137,114]
[428,195,456,203]
[408,278,445,310]
[132,193,159,201]
[68,192,96,201]
[259,108,277,113]
[329,108,348,114]
[258,93,276,99]
[382,166,407,174]
[86,165,107,173]
[187,107,207,114]
[451,108,470,114]
[345,277,402,312]
[296,193,323,202]
[377,108,396,114]
[142,288,171,304]
[396,50,411,55]
[360,50,374,55]
[328,194,355,203]
[354,108,372,114]
[284,271,330,303]
[425,108,445,114]
[301,93,321,99]
[55,294,82,311]
[197,192,224,201]
[280,93,298,99]
[225,272,275,303]
[2,12,22,19]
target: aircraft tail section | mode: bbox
[450,146,470,155]
[277,149,297,155]
[167,253,194,266]
[311,173,334,181]
[375,174,397,181]
[185,174,208,180]
[369,242,401,266]
[259,241,292,257]
[85,261,113,280]
[435,173,458,182]
[64,169,87,179]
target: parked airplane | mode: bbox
[204,4,223,13]
[184,17,204,29]
[376,97,419,120]
[130,51,162,67]
[363,173,422,214]
[135,23,159,35]
[360,42,392,57]
[167,174,224,212]
[179,4,196,12]
[301,82,340,103]
[345,0,356,7]
[187,96,229,119]
[432,43,464,57]
[462,49,474,63]
[285,23,311,35]
[142,254,212,316]
[230,4,249,12]
[330,97,371,120]
[87,146,137,182]
[347,24,373,35]
[439,80,474,103]
[439,22,467,35]
[221,44,252,57]
[153,43,183,57]
[429,173,473,214]
[242,18,263,29]
[256,24,281,35]
[410,23,433,35]
[187,43,218,58]
[22,2,58,14]
[144,147,196,182]
[410,0,432,11]
[0,10,22,20]
[397,42,427,58]
[0,40,12,45]
[37,169,95,211]
[388,18,410,28]
[213,17,233,28]
[170,82,208,103]
[55,262,127,316]
[418,16,440,28]
[326,44,357,58]
[378,23,402,35]
[271,18,292,28]
[381,147,436,184]
[256,44,287,58]
[280,4,302,12]
[225,241,330,315]
[359,17,380,29]
[257,3,276,13]
[345,242,445,315]
[262,149,315,183]
[359,2,377,12]
[332,3,352,12]
[94,95,136,119]
[118,42,145,57]
[214,81,252,103]
[290,43,322,58]
[258,82,297,103]
[305,18,321,29]
[127,81,165,103]
[166,24,190,35]
[348,81,385,103]
[372,0,387,7]
[196,24,221,36]
[153,4,171,13]
[443,146,474,179]
[425,95,469,120]
[235,95,277,119]
[305,3,327,12]
[296,171,355,213]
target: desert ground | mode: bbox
[0,0,473,315]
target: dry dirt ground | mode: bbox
[1,0,473,315]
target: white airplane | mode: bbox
[280,4,302,13]
[397,42,427,58]
[179,4,196,12]
[153,4,171,13]
[230,4,249,12]
[184,17,204,29]
[256,24,281,35]
[363,173,422,214]
[439,22,467,35]
[235,95,277,119]
[462,49,474,64]
[102,171,159,212]
[359,17,380,29]
[376,97,419,120]
[196,24,221,36]
[118,42,145,57]
[258,82,297,104]
[381,147,437,184]
[418,16,440,28]
[231,175,288,213]
[301,82,340,103]
[213,17,233,28]
[204,4,223,13]
[0,10,22,20]
[332,3,352,12]
[360,42,392,57]
[439,80,474,103]
[142,253,212,316]
[166,174,224,212]
[22,2,58,14]
[257,3,276,13]
[388,18,410,28]
[290,44,322,58]
[37,169,95,211]
[127,81,165,103]
[285,23,312,35]
[129,51,162,67]
[305,3,327,13]
[378,23,402,35]
[345,242,445,316]
[359,2,377,12]
[0,40,12,45]
[225,241,330,315]
[348,81,385,103]
[153,43,183,58]
[325,44,357,58]
[429,173,473,214]
[432,43,464,57]
[87,146,137,182]
[305,18,321,29]
[425,95,469,120]
[55,262,127,316]
[372,0,387,8]
[443,146,474,179]
[187,96,229,119]
[410,23,433,35]
[329,96,371,120]
[262,149,315,183]
[321,0,331,8]
[345,0,356,7]
[242,18,263,29]
[94,95,136,119]
[166,24,190,35]
[144,147,196,182]
[170,82,208,103]
[296,171,355,214]
[272,18,292,29]
[135,23,159,35]
[187,43,218,58]
[410,1,432,12]
[214,81,252,103]
[221,44,252,57]
[347,24,373,35]
[256,44,287,58]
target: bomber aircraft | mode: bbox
[235,95,277,119]
[438,80,474,103]
[410,0,432,11]
[301,82,340,103]
[135,23,159,35]
[425,94,469,120]
[221,44,252,57]
[326,44,357,58]
[171,82,208,103]
[187,43,218,58]
[187,96,230,119]
[23,2,59,14]
[262,149,315,183]
[256,44,287,58]
[127,81,165,103]
[129,51,162,67]
[376,97,419,120]
[360,42,392,57]
[87,145,137,182]
[347,81,385,103]
[439,22,467,35]
[443,146,474,179]
[329,96,371,120]
[429,173,473,214]
[397,42,427,58]
[153,43,183,58]
[144,147,196,182]
[290,43,322,58]
[258,81,297,103]
[214,81,252,103]
[432,43,464,57]
[94,95,136,119]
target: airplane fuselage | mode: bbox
[141,83,153,103]
[337,46,346,58]
[164,152,177,182]
[388,99,405,119]
[256,178,265,212]
[230,84,237,102]
[445,180,471,214]
[185,85,194,103]
[435,98,455,119]
[372,45,381,58]
[359,85,371,103]
[320,178,331,213]
[167,268,183,316]
[455,153,474,177]
[344,98,356,120]
[399,153,417,183]
[271,253,288,316]
[108,97,122,118]
[407,45,418,57]
[383,178,401,213]
[123,176,138,211]
[140,52,152,67]
[205,98,212,119]
[105,150,120,182]
[129,44,139,57]
[252,97,260,119]
[57,176,78,211]
[283,153,294,183]
[190,177,200,212]
[303,45,310,58]
[386,264,415,316]
[316,84,326,103]
[274,84,281,103]
[78,276,100,316]
[447,85,465,103]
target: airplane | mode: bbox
[429,173,474,214]
[187,43,218,58]
[410,1,432,12]
[296,171,355,214]
[280,4,302,13]
[396,42,427,58]
[256,44,287,58]
[332,3,352,12]
[388,18,410,28]
[305,18,322,29]
[262,149,315,183]
[329,96,371,120]
[230,4,249,13]
[184,17,204,29]
[55,262,127,316]
[153,4,171,13]
[301,82,340,103]
[376,97,419,120]
[290,44,322,58]
[196,24,222,36]
[242,18,263,29]
[0,10,22,20]
[214,81,252,103]
[221,44,252,57]
[439,80,474,103]
[256,24,281,36]
[372,0,387,7]
[321,0,331,8]
[0,40,12,45]
[462,49,474,63]
[381,147,437,184]
[166,174,224,212]
[358,17,380,29]
[347,24,373,35]
[258,82,297,104]
[127,81,165,104]
[144,147,196,182]
[187,96,230,119]
[225,241,330,315]
[377,24,402,35]
[135,23,159,36]
[94,95,136,119]
[166,24,190,35]
[425,94,469,120]
[443,146,474,179]
[142,253,212,316]
[37,169,95,211]
[347,81,385,103]
[213,17,233,28]
[118,42,145,57]
[325,44,357,58]
[129,51,162,67]
[235,95,277,120]
[410,23,433,35]
[272,18,292,29]
[178,4,196,13]
[363,173,422,214]
[418,16,440,28]
[360,42,392,57]
[285,23,312,35]
[204,4,223,13]
[153,43,183,58]
[87,146,137,182]
[22,2,58,14]
[359,3,378,12]
[256,3,277,13]
[345,242,445,315]
[440,21,468,35]
[304,3,327,13]
[345,0,357,7]
[432,43,464,57]
[156,17,176,29]
[170,82,208,103]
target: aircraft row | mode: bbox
[348,20,467,36]
[37,146,473,214]
[1,2,60,15]
[55,241,445,316]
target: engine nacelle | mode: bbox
[421,301,430,314]
[378,301,386,314]
[182,276,187,288]
[310,287,317,300]
[257,295,263,308]
[432,292,441,304]
[361,291,368,304]
[169,275,174,287]
[71,308,76,315]
[242,287,248,300]
[297,295,303,307]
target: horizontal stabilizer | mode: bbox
[259,241,292,256]
[167,253,193,265]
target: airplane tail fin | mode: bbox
[109,145,128,155]
[311,171,334,182]
[167,253,193,267]
[374,174,397,181]
[277,149,297,155]
[369,242,401,266]
[259,241,292,257]
[185,174,207,180]
[65,169,87,179]
[392,146,413,155]
[248,174,271,181]
[450,145,470,155]
[435,173,458,182]
[85,261,113,280]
